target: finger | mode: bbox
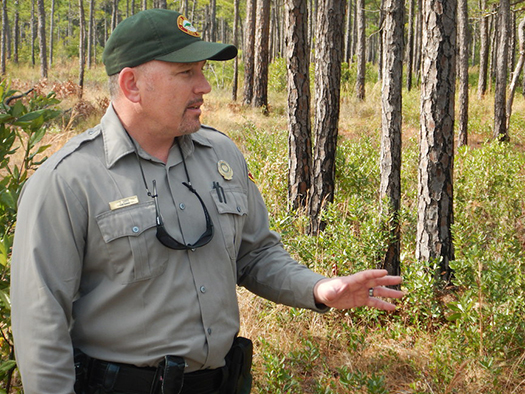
[371,286,404,299]
[360,269,390,281]
[367,297,398,311]
[356,270,403,286]
[372,275,403,288]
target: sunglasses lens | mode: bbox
[156,224,187,250]
[156,220,214,250]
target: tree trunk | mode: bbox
[231,0,240,101]
[414,0,422,84]
[31,0,36,66]
[13,0,19,64]
[489,7,497,85]
[79,0,86,97]
[377,0,385,81]
[406,0,415,91]
[355,0,366,100]
[253,0,271,111]
[209,0,216,42]
[509,13,516,73]
[471,19,477,65]
[243,0,257,105]
[308,0,345,235]
[4,4,8,60]
[270,4,282,60]
[68,0,73,39]
[49,0,55,68]
[493,0,510,142]
[285,0,312,211]
[351,0,357,60]
[417,0,456,283]
[181,0,189,16]
[37,0,48,78]
[112,0,120,31]
[380,0,404,279]
[457,0,469,147]
[1,0,6,76]
[344,0,352,63]
[506,16,525,130]
[477,0,489,99]
[88,0,94,68]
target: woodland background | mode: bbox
[0,0,524,393]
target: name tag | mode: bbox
[109,196,139,210]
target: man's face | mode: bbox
[137,60,212,137]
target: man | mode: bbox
[10,9,403,394]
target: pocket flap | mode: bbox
[211,189,248,216]
[96,202,156,243]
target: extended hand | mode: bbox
[313,269,404,311]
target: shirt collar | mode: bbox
[101,104,213,169]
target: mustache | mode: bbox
[187,98,204,108]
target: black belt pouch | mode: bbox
[74,348,89,394]
[221,337,253,394]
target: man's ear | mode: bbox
[118,67,141,103]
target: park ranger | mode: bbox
[10,9,404,394]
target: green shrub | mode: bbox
[0,80,61,393]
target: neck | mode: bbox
[128,129,174,164]
[113,102,175,164]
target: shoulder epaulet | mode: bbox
[200,124,230,138]
[200,124,218,132]
[44,125,102,170]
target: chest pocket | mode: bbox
[210,188,248,260]
[96,201,168,284]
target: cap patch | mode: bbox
[177,15,200,38]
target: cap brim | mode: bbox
[155,41,238,63]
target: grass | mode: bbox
[3,59,525,393]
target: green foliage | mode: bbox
[268,58,287,93]
[265,58,383,97]
[258,338,301,393]
[236,120,289,207]
[204,58,239,90]
[240,107,525,391]
[341,62,379,92]
[445,142,525,365]
[338,367,388,394]
[0,79,61,392]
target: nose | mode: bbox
[195,68,212,95]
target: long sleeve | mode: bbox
[11,168,86,394]
[236,171,328,312]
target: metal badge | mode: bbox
[109,195,139,210]
[218,160,233,180]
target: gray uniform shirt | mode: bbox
[10,105,327,394]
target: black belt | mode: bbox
[89,358,226,394]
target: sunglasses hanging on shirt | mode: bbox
[127,133,214,250]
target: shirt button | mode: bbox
[236,206,242,213]
[200,286,207,293]
[207,328,212,335]
[179,203,185,210]
[132,226,140,233]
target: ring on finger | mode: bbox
[369,287,374,297]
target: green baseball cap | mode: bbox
[102,9,238,75]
